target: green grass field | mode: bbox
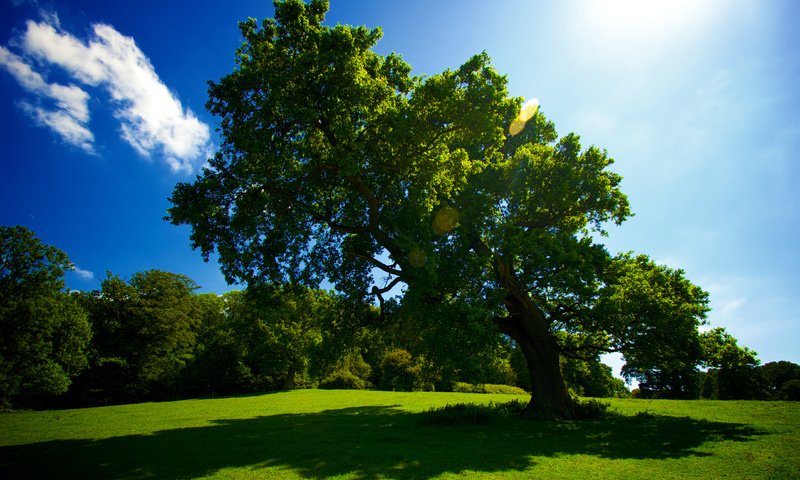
[1,390,798,479]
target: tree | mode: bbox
[78,270,201,402]
[760,361,800,399]
[595,254,710,399]
[700,327,763,400]
[0,226,91,408]
[223,286,327,390]
[168,0,707,418]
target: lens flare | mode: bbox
[509,97,539,136]
[509,117,526,136]
[432,206,459,235]
[408,248,426,268]
[519,98,539,122]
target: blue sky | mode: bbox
[1,0,798,371]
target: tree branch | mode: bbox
[356,253,403,277]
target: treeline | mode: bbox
[2,226,799,409]
[1,226,629,409]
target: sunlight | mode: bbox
[509,97,539,136]
[578,0,715,58]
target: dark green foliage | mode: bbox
[779,379,800,401]
[699,328,764,400]
[760,361,800,398]
[379,349,428,391]
[560,355,630,398]
[318,371,370,390]
[0,226,91,408]
[451,382,528,395]
[420,400,527,426]
[75,270,202,403]
[566,398,614,420]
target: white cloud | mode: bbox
[1,14,211,173]
[72,266,95,280]
[0,45,94,153]
[19,100,94,152]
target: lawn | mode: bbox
[1,390,798,479]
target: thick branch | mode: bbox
[357,253,403,277]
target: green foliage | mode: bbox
[566,397,614,420]
[318,352,372,390]
[0,226,91,408]
[698,328,764,400]
[76,270,201,402]
[165,0,715,418]
[700,327,759,370]
[761,361,800,398]
[318,371,369,390]
[378,349,430,391]
[779,379,800,401]
[596,254,709,399]
[451,382,528,395]
[420,400,526,426]
[560,355,629,398]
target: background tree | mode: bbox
[168,0,711,418]
[595,254,710,399]
[77,270,201,403]
[0,225,91,408]
[700,327,763,400]
[760,361,800,400]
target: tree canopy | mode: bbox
[0,226,91,408]
[168,0,712,418]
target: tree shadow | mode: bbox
[0,406,762,479]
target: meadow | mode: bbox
[1,389,798,479]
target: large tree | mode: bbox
[0,226,91,408]
[168,0,706,418]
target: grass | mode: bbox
[0,389,798,479]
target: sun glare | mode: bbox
[579,0,715,56]
[509,97,539,136]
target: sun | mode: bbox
[579,0,715,53]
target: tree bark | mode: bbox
[496,300,575,419]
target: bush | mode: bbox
[318,371,370,390]
[379,349,428,391]
[780,379,800,401]
[567,398,614,420]
[421,400,526,426]
[452,382,528,395]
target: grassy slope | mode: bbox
[0,390,797,479]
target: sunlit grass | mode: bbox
[1,390,798,479]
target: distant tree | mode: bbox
[0,226,91,408]
[596,254,710,399]
[167,0,713,418]
[379,349,425,391]
[78,270,201,402]
[760,361,800,399]
[779,379,800,401]
[560,356,629,398]
[700,327,763,400]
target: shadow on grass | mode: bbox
[0,406,762,479]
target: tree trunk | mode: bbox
[497,297,575,419]
[283,365,296,390]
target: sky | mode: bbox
[1,0,798,374]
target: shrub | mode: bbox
[318,371,370,390]
[379,349,424,391]
[780,379,800,401]
[452,382,528,395]
[420,400,526,426]
[567,398,614,420]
